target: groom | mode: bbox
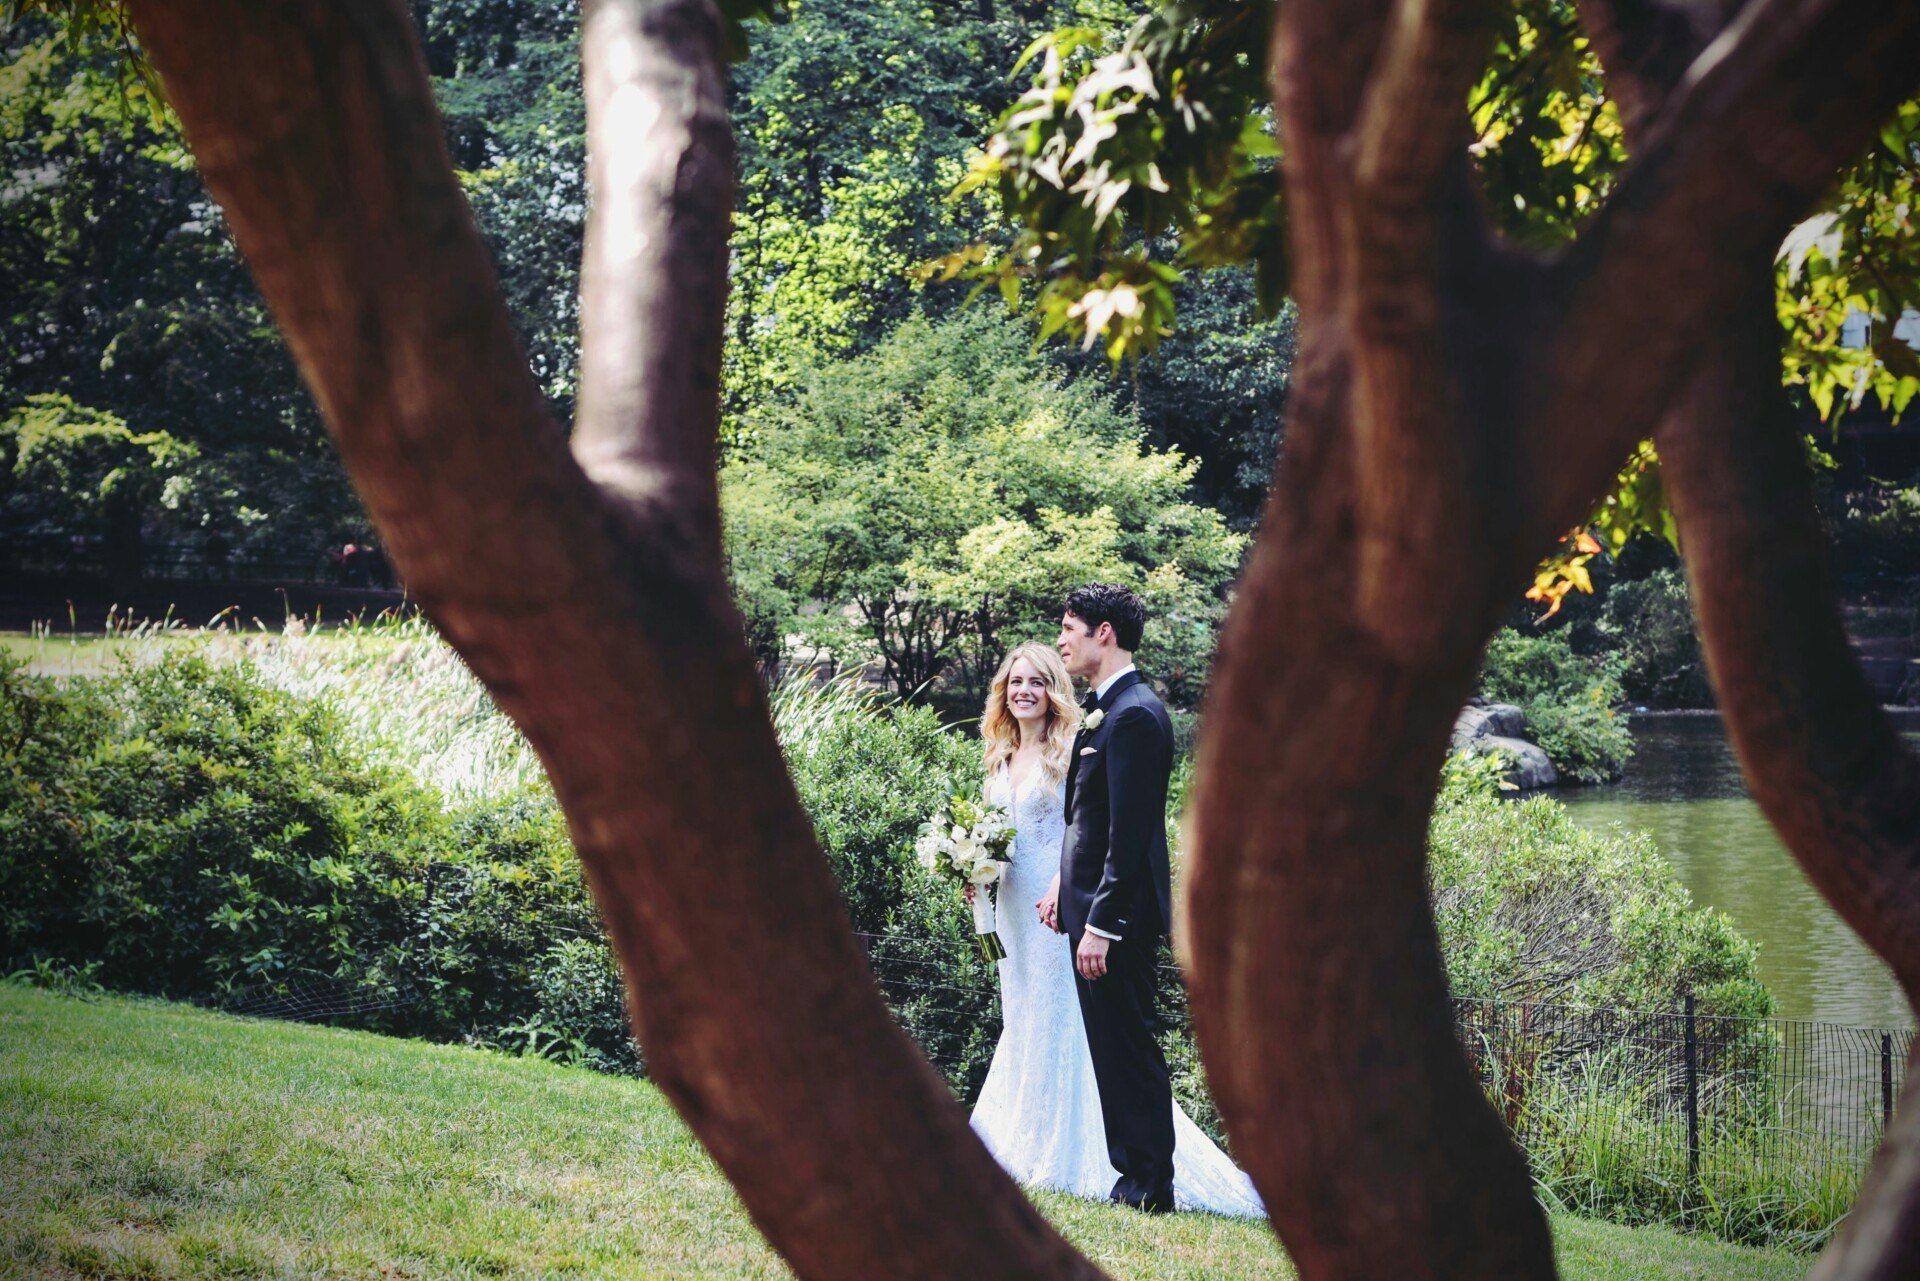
[1051,582,1176,1213]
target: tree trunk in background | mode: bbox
[1657,267,1920,1280]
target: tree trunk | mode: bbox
[123,2,1100,1278]
[1656,265,1920,1280]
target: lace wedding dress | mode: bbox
[968,766,1265,1218]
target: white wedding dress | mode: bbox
[968,766,1265,1218]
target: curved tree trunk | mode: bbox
[1656,267,1920,1280]
[1180,3,1920,1279]
[1182,336,1557,1281]
[122,2,1099,1278]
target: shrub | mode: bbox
[0,651,628,1067]
[1480,627,1634,783]
[517,936,643,1075]
[773,675,980,937]
[1429,786,1771,1020]
[723,310,1245,709]
[0,653,445,1005]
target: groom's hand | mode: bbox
[1075,932,1109,981]
[1037,875,1061,933]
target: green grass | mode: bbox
[0,629,223,679]
[0,988,1811,1280]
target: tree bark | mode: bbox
[1656,266,1920,1281]
[1183,3,1920,1280]
[123,2,1100,1278]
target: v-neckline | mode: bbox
[1007,758,1040,800]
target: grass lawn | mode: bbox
[0,630,256,679]
[0,988,1811,1280]
[0,625,408,680]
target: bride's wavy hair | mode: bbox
[981,642,1081,793]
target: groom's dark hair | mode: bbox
[1065,583,1148,652]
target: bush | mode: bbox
[1429,781,1771,1021]
[0,651,634,1070]
[1597,569,1712,709]
[723,310,1245,709]
[771,674,1015,1097]
[1480,627,1634,783]
[773,675,979,937]
[0,653,443,1005]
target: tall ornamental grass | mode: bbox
[1518,1045,1869,1250]
[247,615,546,800]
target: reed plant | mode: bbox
[246,614,546,801]
[1515,1045,1867,1250]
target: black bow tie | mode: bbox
[1082,692,1101,712]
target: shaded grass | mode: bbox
[0,988,1810,1279]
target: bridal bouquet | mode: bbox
[916,794,1016,961]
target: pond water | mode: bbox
[1559,714,1915,1031]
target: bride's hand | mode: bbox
[963,884,976,906]
[1036,874,1061,933]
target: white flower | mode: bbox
[968,858,1003,886]
[1083,708,1106,732]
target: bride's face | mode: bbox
[1004,658,1051,730]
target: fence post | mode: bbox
[1884,1032,1896,1130]
[1684,992,1700,1187]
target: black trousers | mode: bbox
[1073,932,1175,1209]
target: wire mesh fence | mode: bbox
[1455,994,1910,1242]
[202,974,420,1023]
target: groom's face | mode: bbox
[1056,611,1103,680]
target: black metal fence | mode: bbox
[4,534,392,586]
[1455,994,1911,1241]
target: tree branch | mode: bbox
[123,2,1104,1277]
[1656,265,1920,1279]
[1352,0,1499,198]
[1268,0,1393,313]
[1285,0,1526,660]
[1185,340,1557,1281]
[574,0,732,550]
[1535,0,1920,544]
[1572,0,1729,137]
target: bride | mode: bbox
[965,642,1264,1218]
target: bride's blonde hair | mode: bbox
[982,642,1080,792]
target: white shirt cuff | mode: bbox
[1085,925,1121,941]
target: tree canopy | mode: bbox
[725,309,1243,703]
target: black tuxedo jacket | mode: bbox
[1058,670,1175,943]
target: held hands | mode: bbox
[1075,931,1110,981]
[1036,874,1061,934]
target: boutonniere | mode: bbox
[1083,708,1105,732]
